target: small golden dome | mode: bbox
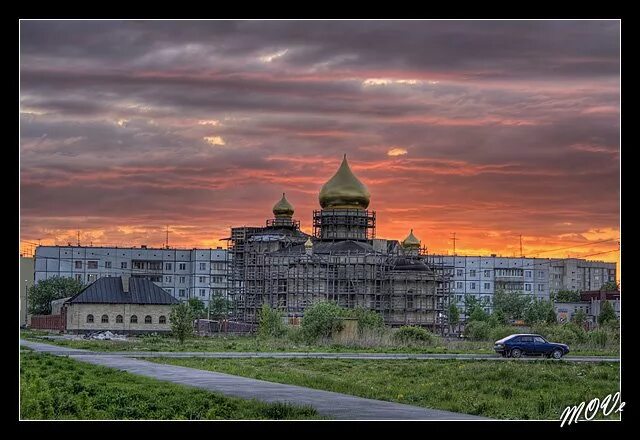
[319,154,370,209]
[402,229,421,247]
[304,237,313,248]
[273,193,294,217]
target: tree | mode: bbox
[601,281,619,291]
[524,299,555,326]
[187,298,207,319]
[468,305,489,323]
[170,302,195,344]
[27,276,85,315]
[447,303,459,334]
[258,304,286,338]
[492,289,530,321]
[545,307,558,325]
[572,309,587,328]
[598,300,617,326]
[209,295,231,320]
[553,289,581,303]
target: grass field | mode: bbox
[147,357,621,420]
[19,351,321,420]
[20,330,618,357]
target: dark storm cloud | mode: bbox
[19,20,619,260]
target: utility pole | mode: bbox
[451,233,458,256]
[519,234,523,258]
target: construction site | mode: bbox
[225,155,452,332]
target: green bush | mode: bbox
[285,326,305,343]
[588,329,608,348]
[532,323,586,345]
[347,307,384,334]
[258,305,286,338]
[394,326,436,345]
[464,321,491,341]
[301,302,344,342]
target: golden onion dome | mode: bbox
[304,237,313,248]
[402,229,421,247]
[273,193,294,217]
[319,154,370,209]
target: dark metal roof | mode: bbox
[313,240,375,254]
[67,277,180,305]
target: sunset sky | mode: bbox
[19,20,620,275]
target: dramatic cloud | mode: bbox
[19,20,620,275]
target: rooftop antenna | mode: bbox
[77,230,80,247]
[165,225,170,249]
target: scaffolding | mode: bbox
[228,224,449,332]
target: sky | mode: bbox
[19,20,620,276]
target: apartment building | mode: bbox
[34,245,229,305]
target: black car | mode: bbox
[494,334,570,359]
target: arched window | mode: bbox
[130,315,138,324]
[145,315,152,324]
[116,315,123,323]
[101,314,109,323]
[159,316,167,324]
[86,314,94,323]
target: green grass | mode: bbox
[147,357,621,420]
[20,330,618,356]
[20,352,321,420]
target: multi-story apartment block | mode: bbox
[427,254,616,316]
[34,246,229,306]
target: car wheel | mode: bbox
[511,348,522,358]
[552,349,563,359]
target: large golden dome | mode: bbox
[402,229,421,247]
[319,155,370,209]
[273,193,294,217]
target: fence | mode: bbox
[195,319,257,336]
[30,314,65,331]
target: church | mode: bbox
[227,155,449,330]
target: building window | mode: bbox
[159,316,167,324]
[179,289,186,297]
[130,315,138,323]
[213,276,224,284]
[105,261,112,269]
[116,315,123,323]
[470,270,476,277]
[87,261,98,269]
[179,263,186,270]
[179,276,186,283]
[538,271,544,277]
[86,314,94,323]
[199,276,206,283]
[213,262,225,271]
[74,260,82,269]
[538,284,544,292]
[165,262,172,271]
[199,289,206,296]
[145,315,152,324]
[87,274,97,283]
[121,262,128,269]
[199,262,207,270]
[75,274,83,282]
[525,284,531,291]
[525,271,532,278]
[484,283,490,290]
[456,269,463,277]
[456,282,463,289]
[470,282,476,290]
[165,276,172,283]
[407,295,414,309]
[101,314,109,323]
[484,270,490,277]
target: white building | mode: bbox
[34,245,229,306]
[427,254,616,315]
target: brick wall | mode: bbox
[65,303,174,333]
